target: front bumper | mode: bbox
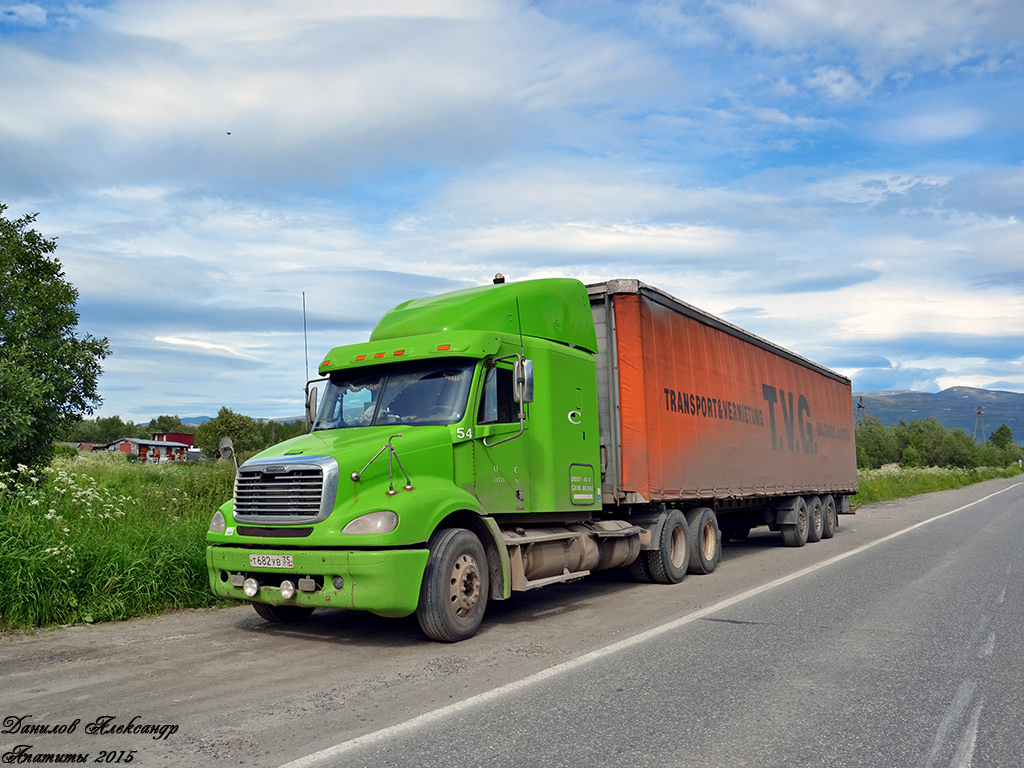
[207,546,429,618]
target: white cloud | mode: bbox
[877,108,987,143]
[804,66,868,101]
[1,3,46,25]
[720,0,1021,81]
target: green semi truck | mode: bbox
[207,277,858,641]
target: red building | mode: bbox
[104,438,191,464]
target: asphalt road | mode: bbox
[2,478,1022,767]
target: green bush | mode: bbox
[0,453,235,630]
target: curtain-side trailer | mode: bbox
[589,279,858,563]
[207,277,858,641]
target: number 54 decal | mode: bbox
[455,427,474,440]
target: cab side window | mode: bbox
[478,365,517,424]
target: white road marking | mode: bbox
[951,700,985,768]
[278,482,1021,768]
[924,680,977,768]
[979,633,995,659]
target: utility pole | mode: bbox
[973,405,986,444]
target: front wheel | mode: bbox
[417,528,489,642]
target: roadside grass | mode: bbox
[852,464,1023,506]
[0,452,235,632]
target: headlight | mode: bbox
[341,510,399,535]
[208,510,226,533]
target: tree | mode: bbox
[990,423,1014,450]
[0,204,110,470]
[148,414,196,435]
[194,407,263,458]
[64,415,146,444]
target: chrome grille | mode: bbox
[232,455,338,525]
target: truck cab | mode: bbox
[207,278,608,641]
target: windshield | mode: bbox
[311,358,476,431]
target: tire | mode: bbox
[417,528,489,642]
[807,496,824,543]
[781,497,809,547]
[629,551,654,583]
[646,509,690,584]
[252,603,315,623]
[821,495,837,539]
[685,507,721,574]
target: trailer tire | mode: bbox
[821,495,837,539]
[781,497,809,547]
[646,509,690,584]
[807,496,824,543]
[685,507,721,574]
[252,603,315,623]
[417,528,489,642]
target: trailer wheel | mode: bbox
[821,495,837,539]
[807,496,824,543]
[781,497,809,547]
[646,509,690,584]
[417,528,489,642]
[252,603,315,623]
[685,507,721,574]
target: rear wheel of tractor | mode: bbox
[629,551,654,583]
[252,603,315,623]
[781,497,810,547]
[807,496,824,543]
[821,495,837,539]
[646,509,690,584]
[417,528,489,642]
[685,507,721,574]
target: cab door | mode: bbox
[473,362,531,514]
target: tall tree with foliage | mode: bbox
[194,407,263,458]
[0,204,110,470]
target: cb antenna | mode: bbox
[303,291,309,384]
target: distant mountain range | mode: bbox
[855,387,1024,442]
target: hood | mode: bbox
[249,424,455,502]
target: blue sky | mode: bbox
[2,0,1022,421]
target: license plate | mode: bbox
[249,553,294,569]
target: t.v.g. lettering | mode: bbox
[762,384,817,454]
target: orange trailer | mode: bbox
[589,279,857,543]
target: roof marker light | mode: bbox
[355,354,366,361]
[438,344,451,351]
[394,349,405,356]
[374,352,386,359]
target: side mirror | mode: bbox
[218,436,238,471]
[306,385,319,428]
[514,359,534,404]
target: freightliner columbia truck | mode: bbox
[207,277,858,641]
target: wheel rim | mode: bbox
[448,552,482,618]
[700,521,716,561]
[798,506,808,536]
[670,524,687,568]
